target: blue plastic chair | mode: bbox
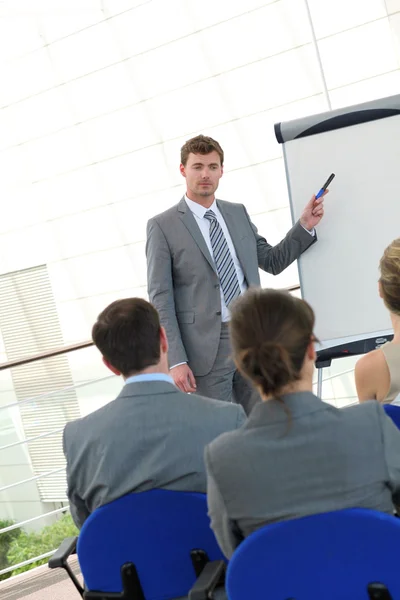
[49,489,226,599]
[226,508,400,600]
[383,403,400,429]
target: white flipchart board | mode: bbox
[275,94,400,349]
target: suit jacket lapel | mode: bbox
[177,197,217,274]
[217,200,251,284]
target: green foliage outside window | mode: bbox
[0,513,77,579]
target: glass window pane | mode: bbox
[385,0,400,14]
[49,21,121,81]
[113,189,176,245]
[80,104,160,163]
[0,224,54,273]
[51,206,124,258]
[0,17,42,60]
[147,45,323,141]
[24,127,90,180]
[307,0,386,38]
[8,88,76,144]
[0,48,56,106]
[185,0,275,30]
[319,19,397,89]
[36,163,110,219]
[222,159,288,216]
[100,146,177,202]
[56,247,136,297]
[39,7,103,43]
[104,0,150,16]
[201,0,312,75]
[329,71,400,109]
[110,0,196,57]
[64,63,139,122]
[389,13,400,64]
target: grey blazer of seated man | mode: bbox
[146,197,316,377]
[63,378,246,529]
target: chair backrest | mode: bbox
[383,403,400,428]
[226,508,400,600]
[77,489,225,600]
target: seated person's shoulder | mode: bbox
[205,423,244,470]
[187,391,246,427]
[342,396,386,426]
[355,349,386,378]
[355,349,389,401]
[63,402,112,448]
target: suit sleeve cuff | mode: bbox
[301,224,315,236]
[170,362,187,369]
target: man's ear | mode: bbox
[160,326,169,355]
[308,339,317,362]
[180,163,186,178]
[102,356,121,376]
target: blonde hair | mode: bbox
[380,238,400,316]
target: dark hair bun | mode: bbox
[239,341,294,396]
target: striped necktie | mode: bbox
[204,209,241,307]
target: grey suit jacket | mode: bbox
[146,198,316,376]
[63,380,245,529]
[205,392,400,558]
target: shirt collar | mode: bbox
[185,194,217,219]
[124,373,175,386]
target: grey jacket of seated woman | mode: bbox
[205,288,400,559]
[355,237,400,404]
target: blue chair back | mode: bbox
[226,508,400,600]
[383,403,400,429]
[77,489,225,599]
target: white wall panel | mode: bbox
[319,19,398,89]
[306,0,386,38]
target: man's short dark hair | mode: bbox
[181,135,224,166]
[92,298,161,377]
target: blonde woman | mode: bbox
[355,238,400,404]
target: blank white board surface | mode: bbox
[276,95,400,348]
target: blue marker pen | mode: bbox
[316,173,335,199]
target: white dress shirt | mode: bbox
[185,196,247,322]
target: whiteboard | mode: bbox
[281,105,400,349]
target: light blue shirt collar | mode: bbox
[125,373,175,386]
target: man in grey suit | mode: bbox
[146,135,326,414]
[63,298,245,529]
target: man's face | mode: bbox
[180,151,223,200]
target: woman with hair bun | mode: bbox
[205,288,400,558]
[355,238,400,403]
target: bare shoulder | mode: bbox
[355,348,387,379]
[355,349,389,401]
[356,349,387,374]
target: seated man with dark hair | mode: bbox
[63,298,246,528]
